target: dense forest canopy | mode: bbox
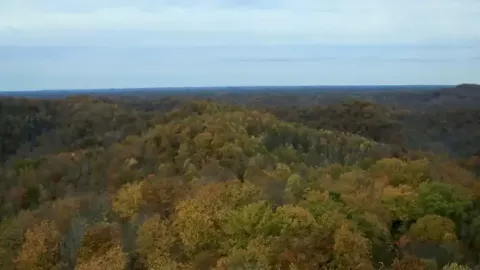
[0,84,480,270]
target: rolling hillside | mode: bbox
[0,86,480,269]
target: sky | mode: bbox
[0,0,479,90]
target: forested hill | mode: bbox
[0,85,480,269]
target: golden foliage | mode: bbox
[141,177,187,217]
[381,185,420,220]
[216,237,274,270]
[75,244,126,270]
[76,223,122,266]
[174,180,266,256]
[4,97,480,269]
[112,181,144,220]
[332,224,374,270]
[173,182,228,254]
[15,220,62,270]
[274,204,318,234]
[137,214,179,268]
[408,215,457,243]
[0,211,37,269]
[392,255,428,270]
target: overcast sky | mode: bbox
[0,0,479,90]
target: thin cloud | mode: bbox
[223,57,337,63]
[393,58,457,63]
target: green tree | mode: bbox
[417,182,472,219]
[285,174,305,204]
[442,262,471,270]
[221,201,277,250]
[408,215,457,243]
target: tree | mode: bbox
[381,185,421,222]
[299,190,346,232]
[442,263,471,270]
[285,174,305,204]
[402,159,430,187]
[417,182,472,219]
[140,177,186,218]
[76,223,126,269]
[331,224,374,270]
[15,220,62,270]
[406,215,460,267]
[112,181,144,220]
[174,181,264,257]
[369,158,406,186]
[137,215,182,269]
[467,216,480,254]
[216,237,275,270]
[221,201,277,250]
[408,215,457,243]
[75,245,126,270]
[271,205,335,269]
[392,255,428,270]
[0,211,37,269]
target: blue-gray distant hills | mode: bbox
[0,84,456,98]
[1,84,478,111]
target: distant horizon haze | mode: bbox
[1,0,479,90]
[0,84,459,94]
[1,44,478,91]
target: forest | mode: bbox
[0,84,480,270]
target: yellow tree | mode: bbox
[271,204,335,269]
[331,224,374,270]
[112,181,144,220]
[75,223,126,270]
[381,185,421,223]
[216,236,274,270]
[0,211,37,269]
[137,214,183,269]
[174,184,226,256]
[140,176,187,218]
[369,158,406,186]
[15,220,62,270]
[75,245,126,270]
[392,255,428,270]
[174,181,264,261]
[402,159,430,187]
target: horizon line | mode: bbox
[0,84,462,93]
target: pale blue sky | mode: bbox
[0,0,479,90]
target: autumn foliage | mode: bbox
[1,89,480,269]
